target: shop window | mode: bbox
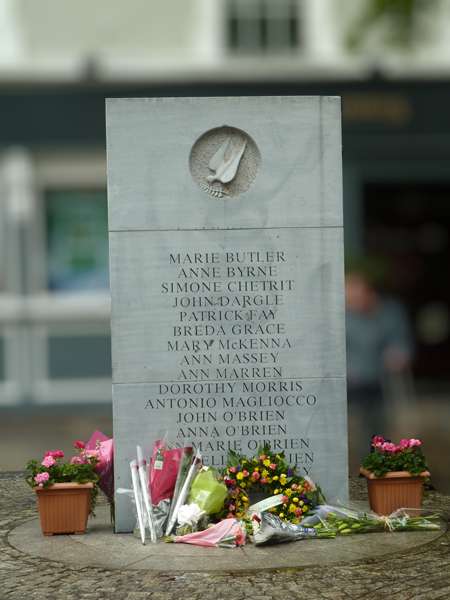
[0,207,6,292]
[0,337,4,380]
[227,0,302,55]
[46,190,109,291]
[364,182,450,381]
[48,334,111,379]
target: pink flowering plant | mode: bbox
[362,435,429,477]
[25,441,100,513]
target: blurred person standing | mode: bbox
[345,259,414,470]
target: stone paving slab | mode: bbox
[9,505,444,572]
[2,472,450,600]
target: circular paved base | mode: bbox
[9,504,444,572]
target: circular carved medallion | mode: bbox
[189,126,260,199]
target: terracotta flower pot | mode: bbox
[360,468,430,516]
[35,482,93,535]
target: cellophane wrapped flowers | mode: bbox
[85,431,114,503]
[304,505,441,536]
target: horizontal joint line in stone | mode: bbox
[112,376,347,385]
[108,225,343,233]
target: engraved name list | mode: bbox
[143,248,316,471]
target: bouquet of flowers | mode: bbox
[174,503,208,536]
[171,518,246,548]
[119,441,202,542]
[361,435,429,477]
[172,466,228,536]
[25,442,99,513]
[149,440,193,506]
[221,446,323,524]
[85,431,114,503]
[304,505,442,536]
[164,448,202,536]
[188,467,228,515]
[251,511,336,545]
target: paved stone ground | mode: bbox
[1,472,450,600]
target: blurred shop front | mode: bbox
[1,77,449,407]
[0,145,111,407]
[1,76,450,486]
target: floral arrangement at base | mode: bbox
[220,446,324,524]
[85,431,114,504]
[25,441,100,513]
[361,435,429,477]
[307,506,441,536]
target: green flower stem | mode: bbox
[312,512,441,536]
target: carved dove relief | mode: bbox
[207,136,247,185]
[190,126,259,199]
[199,135,247,198]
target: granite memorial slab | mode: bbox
[106,96,347,532]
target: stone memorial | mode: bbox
[106,96,348,532]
